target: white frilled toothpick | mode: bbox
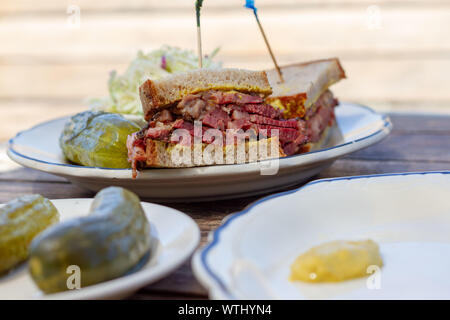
[244,0,284,82]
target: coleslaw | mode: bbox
[89,45,222,116]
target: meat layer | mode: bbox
[128,89,338,175]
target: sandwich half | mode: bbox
[266,58,346,153]
[127,68,310,177]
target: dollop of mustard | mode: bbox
[290,239,383,282]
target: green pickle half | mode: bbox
[60,111,141,168]
[29,187,151,294]
[0,195,60,274]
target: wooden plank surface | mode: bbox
[0,113,449,299]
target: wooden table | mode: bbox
[1,113,449,299]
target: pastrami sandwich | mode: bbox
[266,58,346,153]
[127,68,309,177]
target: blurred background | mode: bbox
[1,0,450,142]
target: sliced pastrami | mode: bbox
[205,91,263,105]
[176,94,207,120]
[127,133,147,178]
[227,119,253,130]
[243,103,281,119]
[152,109,173,123]
[255,125,300,141]
[249,114,299,129]
[146,126,171,141]
[231,109,250,121]
[282,134,309,156]
[306,104,335,142]
[202,108,230,130]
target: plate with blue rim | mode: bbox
[192,171,450,299]
[7,103,391,201]
[0,198,200,300]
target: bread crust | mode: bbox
[274,58,346,80]
[142,137,285,168]
[140,123,334,168]
[140,68,272,121]
[266,58,346,113]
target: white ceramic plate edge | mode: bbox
[1,199,200,300]
[7,103,392,181]
[192,171,450,300]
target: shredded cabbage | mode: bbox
[89,45,222,116]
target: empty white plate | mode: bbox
[0,199,200,299]
[193,171,450,299]
[7,103,391,201]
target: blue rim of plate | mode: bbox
[7,103,392,171]
[199,171,450,298]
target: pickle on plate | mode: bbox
[28,187,151,294]
[0,195,59,274]
[60,111,141,168]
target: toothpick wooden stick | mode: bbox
[196,0,204,68]
[245,1,284,82]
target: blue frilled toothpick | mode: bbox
[244,0,284,82]
[195,0,204,68]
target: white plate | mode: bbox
[192,171,450,300]
[7,103,391,201]
[0,199,200,300]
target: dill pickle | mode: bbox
[60,111,141,168]
[28,187,151,294]
[0,195,59,274]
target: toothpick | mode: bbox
[245,1,284,82]
[197,26,203,68]
[195,0,204,68]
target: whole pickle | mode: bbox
[60,111,141,168]
[28,187,151,294]
[0,195,59,274]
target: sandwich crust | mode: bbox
[266,58,346,117]
[142,137,285,168]
[140,68,273,121]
